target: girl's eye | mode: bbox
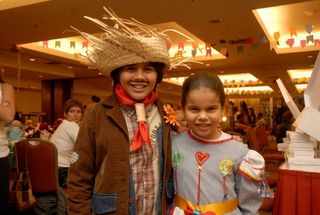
[207,107,217,112]
[188,107,198,112]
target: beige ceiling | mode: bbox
[0,0,319,97]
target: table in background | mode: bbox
[273,162,320,215]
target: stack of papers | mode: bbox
[282,131,320,172]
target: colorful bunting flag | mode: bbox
[260,35,268,43]
[82,41,89,49]
[246,37,253,45]
[252,44,260,52]
[290,27,297,37]
[237,46,244,55]
[70,41,76,48]
[306,35,314,44]
[43,41,48,47]
[191,49,197,57]
[286,38,294,48]
[55,41,61,48]
[178,42,184,50]
[305,24,313,34]
[300,40,307,48]
[273,32,280,42]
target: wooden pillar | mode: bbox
[41,79,73,124]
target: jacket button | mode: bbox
[129,198,135,204]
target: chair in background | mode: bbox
[246,127,286,213]
[14,138,66,214]
[15,138,58,193]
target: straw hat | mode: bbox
[73,7,171,76]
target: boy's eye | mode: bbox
[125,66,136,71]
[144,66,156,72]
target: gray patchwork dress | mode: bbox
[171,130,264,215]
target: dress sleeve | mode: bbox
[235,150,265,214]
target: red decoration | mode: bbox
[286,38,294,48]
[300,40,306,48]
[195,152,210,166]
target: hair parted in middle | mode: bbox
[181,72,226,108]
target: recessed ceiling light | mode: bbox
[205,64,210,67]
[29,58,36,62]
[0,69,5,72]
[98,72,102,75]
[38,75,43,78]
[68,66,73,69]
[307,55,313,58]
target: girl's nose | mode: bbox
[198,111,208,120]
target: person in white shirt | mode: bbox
[50,99,83,188]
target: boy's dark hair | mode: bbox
[110,62,165,87]
[63,99,84,114]
[181,72,225,108]
[91,95,101,103]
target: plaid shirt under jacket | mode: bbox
[121,104,160,215]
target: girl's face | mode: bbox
[183,88,223,140]
[119,62,158,101]
[64,106,82,123]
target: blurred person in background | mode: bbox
[50,99,83,188]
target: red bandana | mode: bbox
[115,84,157,150]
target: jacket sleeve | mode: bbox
[67,107,97,215]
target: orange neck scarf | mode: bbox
[115,84,157,150]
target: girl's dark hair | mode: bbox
[181,72,225,107]
[110,62,165,87]
[63,99,84,114]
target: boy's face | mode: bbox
[119,63,158,101]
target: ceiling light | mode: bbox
[98,72,102,75]
[205,64,210,66]
[38,75,43,78]
[68,66,73,69]
[287,69,312,83]
[29,58,36,61]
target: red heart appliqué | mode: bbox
[195,152,210,166]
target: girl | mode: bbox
[170,73,265,214]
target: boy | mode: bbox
[67,8,173,215]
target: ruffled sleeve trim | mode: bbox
[238,150,265,182]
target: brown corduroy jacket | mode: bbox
[67,94,173,215]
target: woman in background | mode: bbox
[50,99,83,188]
[0,75,15,214]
